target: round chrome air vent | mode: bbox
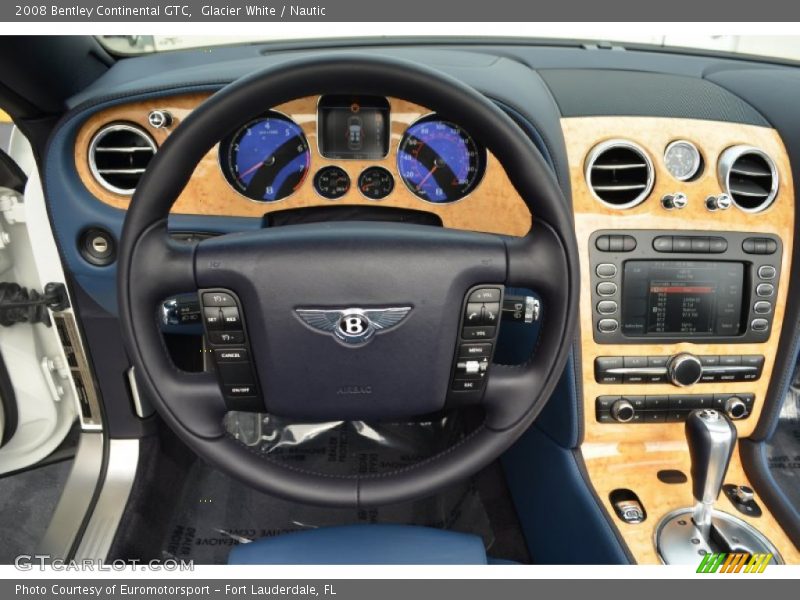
[88,123,157,195]
[717,146,779,213]
[585,140,654,209]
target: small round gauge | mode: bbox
[219,111,310,202]
[398,115,486,203]
[358,166,394,200]
[664,140,702,181]
[314,166,351,200]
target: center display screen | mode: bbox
[621,261,746,337]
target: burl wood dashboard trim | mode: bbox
[563,116,797,563]
[74,94,533,237]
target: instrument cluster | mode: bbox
[217,95,487,205]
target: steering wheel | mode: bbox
[118,55,579,507]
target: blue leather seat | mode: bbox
[228,524,506,564]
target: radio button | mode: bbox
[597,282,617,296]
[699,355,719,366]
[596,264,617,278]
[597,319,618,333]
[645,395,669,410]
[756,283,775,297]
[758,265,777,280]
[754,301,772,315]
[597,300,618,315]
[653,236,673,252]
[595,357,623,383]
[673,237,692,252]
[624,356,648,369]
[667,353,703,386]
[719,355,741,367]
[596,396,620,411]
[708,237,728,253]
[751,318,769,332]
[741,355,765,369]
[691,237,710,253]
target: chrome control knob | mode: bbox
[734,485,755,504]
[148,109,173,129]
[706,193,732,211]
[667,353,703,387]
[725,396,748,420]
[662,193,688,210]
[611,399,635,423]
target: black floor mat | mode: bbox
[767,378,800,509]
[158,414,530,564]
[0,459,72,563]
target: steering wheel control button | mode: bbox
[468,288,501,303]
[217,362,255,385]
[596,263,617,278]
[215,349,249,362]
[462,326,496,340]
[224,384,257,397]
[221,307,242,329]
[203,292,236,307]
[203,308,224,330]
[458,343,492,359]
[597,318,619,333]
[209,331,244,345]
[451,285,504,394]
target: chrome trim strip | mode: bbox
[127,367,153,419]
[37,432,104,559]
[73,439,139,560]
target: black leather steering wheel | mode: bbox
[118,54,579,507]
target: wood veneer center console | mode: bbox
[563,116,800,563]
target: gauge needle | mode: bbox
[416,166,438,191]
[238,156,272,180]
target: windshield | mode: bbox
[97,34,800,62]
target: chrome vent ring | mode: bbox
[585,140,654,209]
[88,123,157,195]
[718,145,779,213]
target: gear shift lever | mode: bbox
[685,408,737,538]
[656,408,781,564]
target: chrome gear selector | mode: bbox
[685,409,736,537]
[655,409,782,564]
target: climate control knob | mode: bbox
[611,399,635,423]
[667,353,703,387]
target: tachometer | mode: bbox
[220,111,310,202]
[397,115,486,203]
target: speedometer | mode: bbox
[397,116,486,203]
[219,111,310,202]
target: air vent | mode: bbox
[585,140,654,209]
[718,146,779,213]
[88,123,157,195]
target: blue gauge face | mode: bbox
[221,112,310,202]
[397,116,486,203]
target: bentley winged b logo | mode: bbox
[295,306,412,346]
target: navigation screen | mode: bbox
[621,261,745,337]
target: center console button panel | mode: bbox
[595,353,764,385]
[596,393,754,424]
